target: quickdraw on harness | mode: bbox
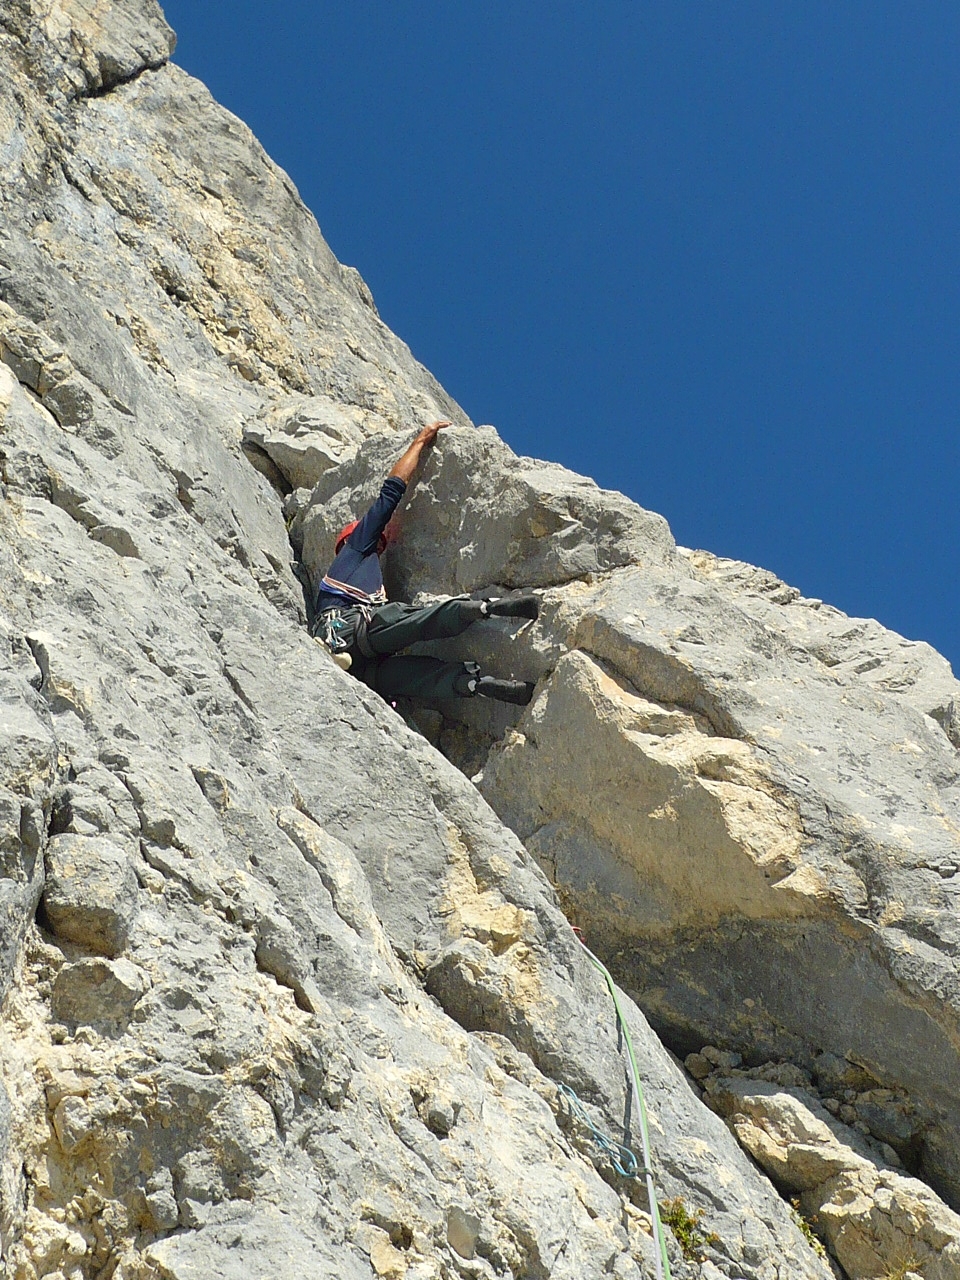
[311,604,379,670]
[313,607,354,653]
[564,928,673,1280]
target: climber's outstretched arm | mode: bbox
[389,420,451,485]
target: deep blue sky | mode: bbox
[162,3,958,669]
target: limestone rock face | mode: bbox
[303,431,960,1210]
[0,4,842,1279]
[479,562,960,1206]
[42,833,139,956]
[0,0,175,100]
[296,426,675,599]
[242,393,367,491]
[705,1076,960,1280]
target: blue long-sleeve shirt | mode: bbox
[315,476,407,612]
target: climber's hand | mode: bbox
[416,420,452,448]
[389,421,453,483]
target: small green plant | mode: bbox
[659,1196,720,1262]
[790,1198,826,1258]
[880,1257,923,1280]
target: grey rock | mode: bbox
[42,832,139,955]
[0,788,31,886]
[297,425,675,598]
[145,1204,373,1280]
[0,637,58,999]
[684,1052,712,1082]
[853,1088,918,1151]
[812,1051,878,1095]
[145,1166,180,1230]
[50,956,149,1025]
[0,0,939,1275]
[701,1045,742,1070]
[0,0,175,100]
[243,393,367,490]
[451,558,960,1204]
[88,522,140,558]
[51,1088,120,1154]
[50,763,142,840]
[447,1204,482,1259]
[0,1079,9,1184]
[705,1077,960,1279]
[0,1076,16,1264]
[304,425,960,1206]
[686,549,960,749]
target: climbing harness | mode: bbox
[569,928,673,1280]
[310,607,354,670]
[311,603,379,667]
[313,607,353,653]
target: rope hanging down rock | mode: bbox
[558,1082,644,1179]
[571,929,674,1280]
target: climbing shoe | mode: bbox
[474,676,535,706]
[480,594,539,620]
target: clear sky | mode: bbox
[161,2,959,670]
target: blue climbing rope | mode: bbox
[557,1082,642,1179]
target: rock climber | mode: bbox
[311,420,538,706]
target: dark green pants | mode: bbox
[362,598,485,701]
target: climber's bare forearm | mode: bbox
[389,420,451,485]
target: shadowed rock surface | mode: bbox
[0,4,955,1280]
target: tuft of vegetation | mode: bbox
[879,1258,924,1280]
[790,1198,826,1258]
[659,1196,720,1262]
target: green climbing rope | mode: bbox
[575,930,673,1280]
